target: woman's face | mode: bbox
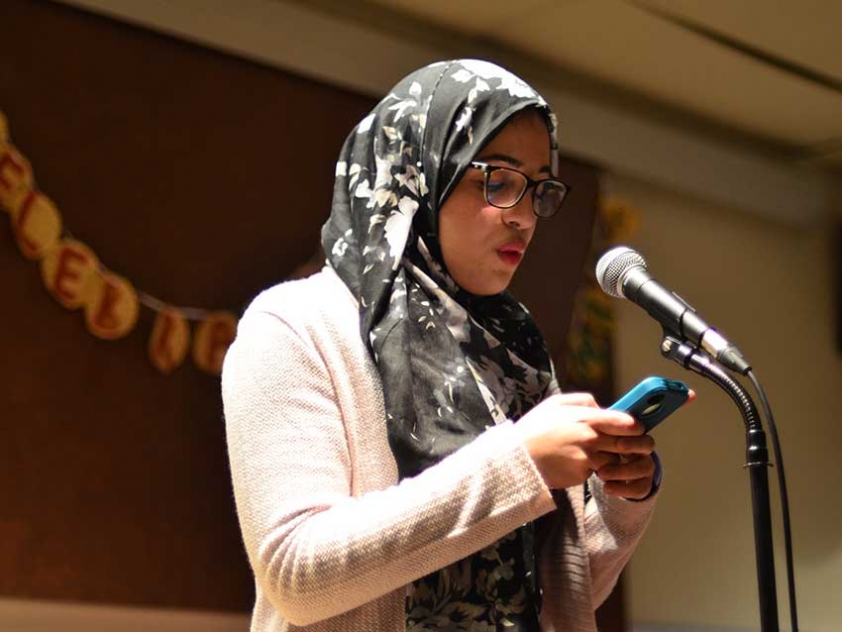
[438,111,553,296]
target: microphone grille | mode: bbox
[596,246,647,298]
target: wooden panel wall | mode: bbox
[0,0,373,610]
[0,0,607,619]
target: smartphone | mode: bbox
[609,376,690,432]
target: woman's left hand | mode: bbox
[596,452,657,500]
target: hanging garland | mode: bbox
[563,193,641,388]
[0,109,240,376]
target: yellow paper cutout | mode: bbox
[149,308,191,374]
[84,272,140,340]
[10,190,62,260]
[192,311,238,376]
[0,146,33,213]
[40,238,99,310]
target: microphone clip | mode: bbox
[660,333,720,379]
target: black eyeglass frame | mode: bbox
[469,161,571,219]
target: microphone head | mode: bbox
[596,246,648,298]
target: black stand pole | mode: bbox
[747,426,779,632]
[661,336,779,632]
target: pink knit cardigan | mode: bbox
[222,268,656,632]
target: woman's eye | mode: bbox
[486,181,506,193]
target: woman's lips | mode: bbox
[497,242,525,266]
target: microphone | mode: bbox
[596,246,751,375]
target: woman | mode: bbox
[222,59,657,632]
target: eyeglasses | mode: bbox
[469,161,571,219]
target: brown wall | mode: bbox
[0,0,373,610]
[0,0,604,617]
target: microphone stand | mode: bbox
[660,335,779,632]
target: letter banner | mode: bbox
[0,108,257,376]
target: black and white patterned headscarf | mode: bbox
[323,58,560,630]
[323,59,559,477]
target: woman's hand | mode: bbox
[515,393,655,496]
[596,452,657,500]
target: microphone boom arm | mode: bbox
[660,335,779,632]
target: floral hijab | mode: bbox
[322,59,559,479]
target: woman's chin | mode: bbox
[459,272,514,296]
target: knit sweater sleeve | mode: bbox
[583,476,657,606]
[222,297,557,626]
[544,361,657,608]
